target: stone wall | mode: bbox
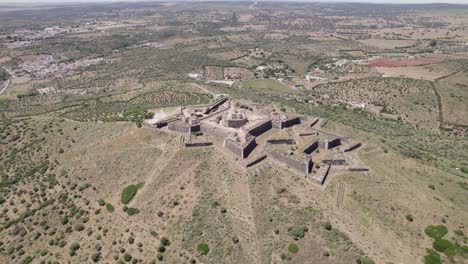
[323,159,346,165]
[303,140,318,154]
[246,119,272,137]
[266,139,296,145]
[224,139,243,158]
[245,154,267,168]
[318,137,341,149]
[347,167,369,172]
[265,145,312,174]
[200,123,231,139]
[272,117,301,129]
[168,121,190,133]
[309,117,319,127]
[224,138,257,159]
[206,97,228,114]
[344,142,361,152]
[310,164,330,185]
[242,138,257,159]
[185,142,213,147]
[226,118,248,128]
[155,118,179,128]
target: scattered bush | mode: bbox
[123,253,132,262]
[106,203,115,212]
[405,214,414,222]
[324,222,332,231]
[97,199,105,206]
[126,208,140,216]
[454,230,464,236]
[288,226,308,240]
[433,238,454,252]
[197,243,209,255]
[288,244,299,253]
[160,237,170,246]
[121,182,144,204]
[424,249,441,264]
[424,225,448,239]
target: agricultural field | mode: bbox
[0,1,467,264]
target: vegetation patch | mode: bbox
[126,208,140,216]
[197,243,209,255]
[106,203,115,212]
[288,243,299,253]
[432,238,454,253]
[423,249,441,264]
[106,108,154,127]
[121,182,144,204]
[288,225,308,240]
[424,225,448,239]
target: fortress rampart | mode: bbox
[303,140,319,154]
[200,123,231,138]
[318,137,341,149]
[265,145,312,175]
[344,142,361,152]
[266,139,296,145]
[272,116,301,129]
[185,142,213,147]
[245,154,267,168]
[310,164,330,185]
[224,138,257,159]
[347,167,369,172]
[168,121,190,133]
[246,119,272,137]
[323,159,346,165]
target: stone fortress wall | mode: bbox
[264,144,312,175]
[168,121,191,133]
[267,139,296,145]
[246,119,272,137]
[318,137,341,149]
[155,98,368,186]
[224,137,257,159]
[344,142,361,152]
[200,122,231,138]
[272,116,301,129]
[303,140,319,154]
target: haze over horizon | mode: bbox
[1,0,468,4]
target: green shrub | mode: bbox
[74,224,85,232]
[405,214,414,222]
[160,237,170,246]
[197,243,209,255]
[433,238,454,252]
[288,244,299,253]
[424,249,441,264]
[288,226,308,240]
[121,182,144,204]
[356,257,375,264]
[324,222,332,231]
[106,203,114,212]
[70,242,80,251]
[454,230,464,236]
[97,199,105,206]
[91,253,101,262]
[123,253,132,262]
[19,256,33,264]
[126,208,140,215]
[424,225,448,239]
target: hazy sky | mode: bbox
[1,0,468,4]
